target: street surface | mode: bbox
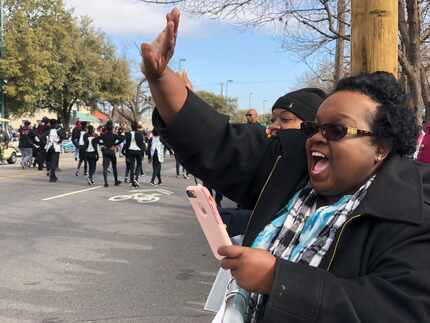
[0,154,224,323]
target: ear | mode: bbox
[374,144,391,164]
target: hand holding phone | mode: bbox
[186,185,232,260]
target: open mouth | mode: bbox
[311,151,330,176]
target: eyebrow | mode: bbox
[316,112,357,125]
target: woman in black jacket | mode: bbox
[141,9,430,323]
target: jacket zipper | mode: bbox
[326,214,363,271]
[243,155,282,239]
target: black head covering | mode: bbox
[272,88,326,121]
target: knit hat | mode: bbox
[271,88,326,121]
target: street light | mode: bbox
[249,92,253,109]
[178,58,186,71]
[225,80,233,98]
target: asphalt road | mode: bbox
[0,153,223,323]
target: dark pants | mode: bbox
[46,149,59,180]
[204,183,223,207]
[86,152,97,179]
[102,149,118,185]
[175,155,188,176]
[34,147,45,170]
[151,153,162,184]
[219,208,252,237]
[77,147,87,173]
[129,150,142,182]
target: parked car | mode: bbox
[0,118,21,164]
[2,143,20,164]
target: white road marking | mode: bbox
[42,186,102,201]
[109,188,174,204]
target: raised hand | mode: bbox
[141,8,180,81]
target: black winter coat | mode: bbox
[154,90,430,323]
[124,131,146,154]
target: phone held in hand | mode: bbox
[186,185,232,260]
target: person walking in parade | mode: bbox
[44,119,65,183]
[75,121,88,176]
[96,120,123,187]
[124,121,146,187]
[148,128,164,185]
[83,125,99,185]
[18,121,34,169]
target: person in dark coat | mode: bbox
[123,121,146,187]
[18,121,34,169]
[95,121,123,187]
[83,125,99,185]
[220,88,326,237]
[141,9,430,322]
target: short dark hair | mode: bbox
[131,122,138,131]
[334,71,419,156]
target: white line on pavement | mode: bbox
[42,186,102,201]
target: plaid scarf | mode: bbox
[230,176,375,323]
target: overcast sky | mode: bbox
[63,0,308,113]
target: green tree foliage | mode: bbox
[0,0,132,129]
[196,90,238,117]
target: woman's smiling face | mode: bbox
[306,90,389,200]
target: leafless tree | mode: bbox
[112,78,154,124]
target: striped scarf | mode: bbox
[231,176,375,323]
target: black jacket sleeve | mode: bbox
[264,223,430,323]
[153,89,269,205]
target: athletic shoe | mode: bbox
[87,177,92,186]
[104,183,109,187]
[75,170,79,176]
[150,181,155,186]
[114,180,121,186]
[124,177,129,183]
[84,171,88,176]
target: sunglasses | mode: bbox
[301,121,373,141]
[245,114,253,117]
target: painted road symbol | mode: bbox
[109,188,174,204]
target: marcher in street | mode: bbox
[96,120,123,187]
[71,120,81,162]
[148,128,164,185]
[75,121,88,176]
[44,119,65,183]
[141,9,430,322]
[84,125,99,185]
[124,121,146,187]
[18,121,34,169]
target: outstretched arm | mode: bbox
[141,8,187,125]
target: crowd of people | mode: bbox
[7,117,178,187]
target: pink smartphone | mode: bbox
[186,185,232,260]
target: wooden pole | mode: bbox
[351,0,398,77]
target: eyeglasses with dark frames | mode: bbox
[301,121,373,141]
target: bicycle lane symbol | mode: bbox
[109,188,174,204]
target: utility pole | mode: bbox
[225,80,233,98]
[220,82,224,97]
[0,0,4,119]
[351,0,398,76]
